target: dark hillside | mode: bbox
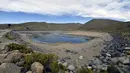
[104,22,130,33]
[78,19,130,33]
[78,19,121,30]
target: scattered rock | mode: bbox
[118,57,128,64]
[93,58,102,65]
[62,62,68,67]
[111,57,118,64]
[65,71,68,73]
[0,63,21,73]
[16,60,25,66]
[66,50,71,53]
[87,66,92,69]
[96,64,108,71]
[0,54,7,64]
[69,71,74,73]
[4,50,24,63]
[64,56,71,60]
[101,64,108,71]
[65,49,78,54]
[79,56,83,60]
[68,65,75,71]
[0,45,9,54]
[118,57,130,65]
[26,71,32,73]
[31,62,44,73]
[106,53,111,57]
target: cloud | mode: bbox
[0,0,130,21]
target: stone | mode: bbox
[65,71,68,73]
[93,58,102,65]
[106,53,111,57]
[0,45,9,54]
[101,64,108,71]
[79,56,83,60]
[4,50,24,63]
[0,63,21,73]
[118,57,130,64]
[31,62,44,73]
[0,54,7,64]
[102,59,107,63]
[26,71,32,73]
[96,64,108,71]
[124,47,130,51]
[62,62,68,67]
[68,65,75,71]
[69,71,74,73]
[7,50,20,54]
[87,66,92,69]
[123,58,130,64]
[16,60,25,66]
[111,57,118,64]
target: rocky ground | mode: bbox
[87,34,130,73]
[0,30,130,73]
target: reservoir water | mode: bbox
[32,32,89,43]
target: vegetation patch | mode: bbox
[4,32,14,40]
[24,53,65,73]
[6,43,66,73]
[77,67,94,73]
[7,43,33,54]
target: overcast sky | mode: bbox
[0,0,130,23]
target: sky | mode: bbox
[0,0,130,24]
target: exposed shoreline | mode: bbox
[13,31,113,66]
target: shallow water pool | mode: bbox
[31,33,90,43]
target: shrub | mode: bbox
[24,53,65,73]
[50,61,66,73]
[4,32,14,40]
[100,70,108,73]
[59,63,66,71]
[77,67,94,73]
[50,61,59,73]
[7,43,33,54]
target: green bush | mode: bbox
[59,63,66,71]
[5,32,14,40]
[50,61,66,73]
[100,70,108,73]
[50,61,59,73]
[7,43,33,54]
[24,53,65,73]
[77,67,94,73]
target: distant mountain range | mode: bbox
[0,22,81,31]
[0,19,130,33]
